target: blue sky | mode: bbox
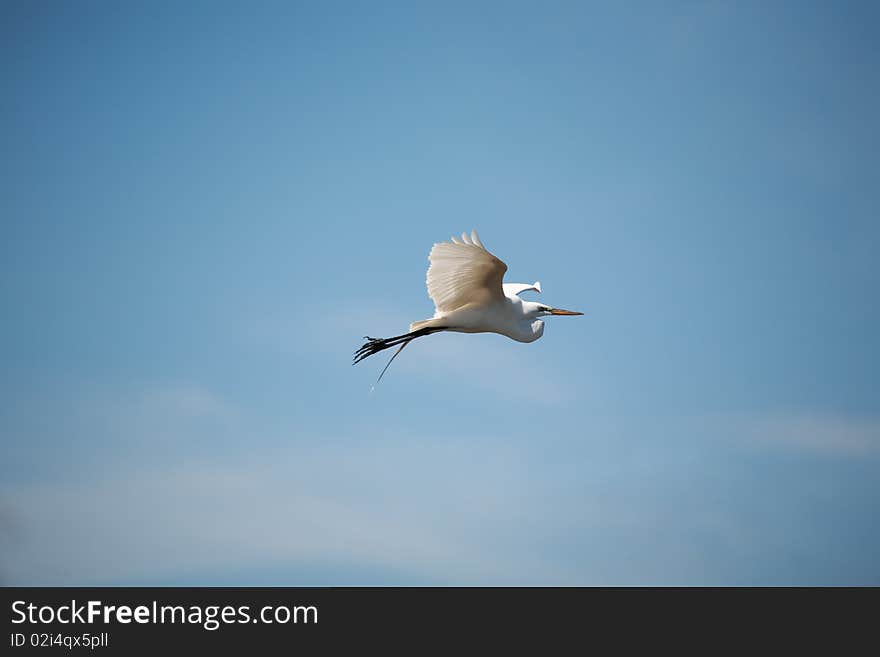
[1,1,878,585]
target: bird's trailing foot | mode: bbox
[352,327,442,367]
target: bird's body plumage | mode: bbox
[354,230,582,382]
[412,297,546,343]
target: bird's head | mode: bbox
[523,301,584,318]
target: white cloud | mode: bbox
[1,379,577,584]
[6,383,876,586]
[0,435,575,585]
[139,385,229,418]
[72,381,236,444]
[745,413,880,456]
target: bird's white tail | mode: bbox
[409,319,434,332]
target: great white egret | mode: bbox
[354,229,583,383]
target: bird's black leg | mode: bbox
[352,327,441,365]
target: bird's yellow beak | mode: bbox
[548,308,583,316]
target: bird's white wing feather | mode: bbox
[503,281,542,298]
[426,229,507,312]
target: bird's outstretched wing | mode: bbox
[426,230,508,312]
[503,281,542,298]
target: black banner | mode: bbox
[2,587,875,652]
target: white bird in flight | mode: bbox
[354,230,583,384]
